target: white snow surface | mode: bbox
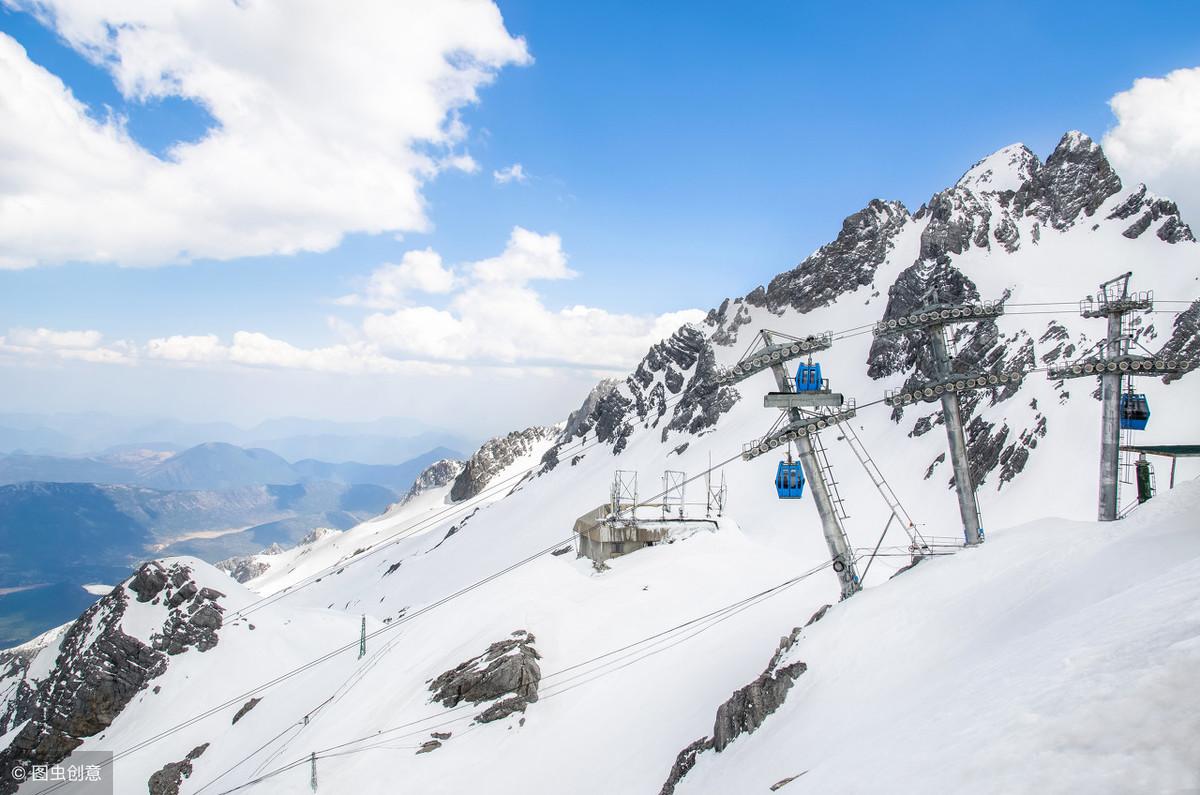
[3,138,1199,794]
[680,482,1200,795]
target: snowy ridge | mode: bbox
[0,131,1197,794]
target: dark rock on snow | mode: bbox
[232,697,262,725]
[0,562,227,794]
[660,627,809,795]
[428,630,541,724]
[148,742,209,795]
[451,428,558,502]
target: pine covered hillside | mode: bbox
[1,132,1198,794]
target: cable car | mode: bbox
[1120,393,1150,431]
[775,458,806,499]
[795,362,823,392]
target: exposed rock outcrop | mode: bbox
[148,564,226,655]
[401,459,465,504]
[749,199,911,315]
[1107,185,1196,243]
[712,628,807,751]
[232,697,261,724]
[552,325,738,459]
[451,428,558,502]
[148,743,208,795]
[1018,130,1123,230]
[563,378,623,439]
[660,627,808,795]
[0,562,230,794]
[0,578,167,793]
[866,259,982,381]
[216,555,271,584]
[428,630,541,724]
[1157,299,1200,384]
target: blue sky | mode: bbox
[1,0,1198,435]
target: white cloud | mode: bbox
[470,226,576,283]
[360,227,705,370]
[1,326,135,364]
[3,230,703,376]
[1104,66,1200,220]
[336,248,458,310]
[144,334,226,363]
[7,327,103,349]
[0,0,530,268]
[493,163,527,184]
[142,331,460,376]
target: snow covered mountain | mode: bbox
[1,132,1198,794]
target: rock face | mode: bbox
[563,378,622,439]
[0,633,59,739]
[712,632,808,751]
[1020,131,1123,230]
[704,200,911,348]
[1107,185,1196,243]
[402,458,465,504]
[866,259,983,382]
[748,199,911,316]
[0,561,229,794]
[0,583,166,793]
[148,743,209,795]
[552,325,739,459]
[450,427,558,502]
[145,563,227,655]
[298,526,339,547]
[660,627,809,795]
[428,630,541,724]
[232,696,262,724]
[1157,300,1200,384]
[216,555,271,583]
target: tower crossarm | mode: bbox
[1046,354,1194,381]
[885,369,1026,406]
[1079,293,1153,318]
[872,301,1004,337]
[715,331,832,385]
[741,403,858,461]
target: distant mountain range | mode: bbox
[0,412,477,465]
[0,442,463,491]
[0,442,464,646]
[0,478,402,647]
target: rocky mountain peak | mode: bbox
[956,143,1040,194]
[746,198,911,316]
[563,378,623,439]
[1023,129,1122,228]
[545,323,737,463]
[402,458,465,503]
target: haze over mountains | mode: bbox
[0,439,465,647]
[0,441,462,492]
[0,413,476,466]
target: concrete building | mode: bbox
[573,503,717,564]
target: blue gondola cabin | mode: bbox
[776,460,806,499]
[795,362,823,392]
[1120,393,1150,431]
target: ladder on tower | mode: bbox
[838,422,927,548]
[808,428,849,521]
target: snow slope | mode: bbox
[2,132,1198,794]
[678,480,1200,795]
